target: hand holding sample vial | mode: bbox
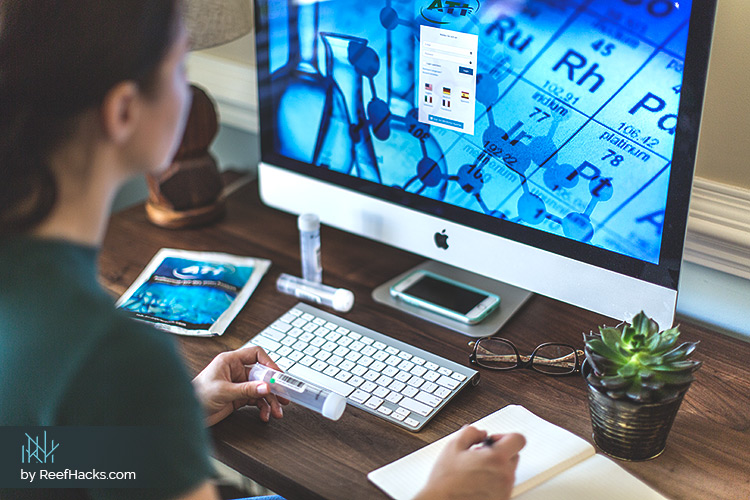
[248,363,346,420]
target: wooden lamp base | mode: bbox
[146,84,225,229]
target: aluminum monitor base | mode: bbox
[372,261,532,338]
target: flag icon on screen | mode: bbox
[424,95,433,104]
[461,91,470,100]
[443,87,451,96]
[425,83,433,91]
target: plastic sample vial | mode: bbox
[276,273,354,312]
[248,364,346,421]
[298,213,322,283]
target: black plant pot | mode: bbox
[582,359,688,461]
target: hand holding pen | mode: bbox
[414,426,526,500]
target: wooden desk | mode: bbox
[100,175,750,500]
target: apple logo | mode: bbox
[434,229,449,249]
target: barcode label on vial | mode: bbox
[271,373,306,393]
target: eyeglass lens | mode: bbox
[532,344,577,375]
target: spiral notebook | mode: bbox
[367,405,668,500]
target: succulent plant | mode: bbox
[583,311,702,403]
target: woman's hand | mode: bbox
[192,346,289,427]
[415,425,526,500]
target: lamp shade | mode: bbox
[185,0,253,51]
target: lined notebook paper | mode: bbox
[367,405,667,500]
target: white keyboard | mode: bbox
[242,303,479,431]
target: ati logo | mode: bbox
[434,229,449,249]
[421,1,481,24]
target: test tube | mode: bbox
[298,213,322,283]
[248,364,346,421]
[276,273,354,313]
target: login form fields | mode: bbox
[418,26,478,135]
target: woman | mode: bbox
[0,1,524,499]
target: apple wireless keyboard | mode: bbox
[242,303,479,431]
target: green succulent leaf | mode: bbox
[617,363,638,378]
[661,342,698,362]
[601,327,623,351]
[649,360,702,372]
[587,338,629,364]
[600,375,629,390]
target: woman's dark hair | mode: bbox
[0,0,183,234]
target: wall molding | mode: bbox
[188,55,750,281]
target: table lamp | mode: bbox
[145,0,253,228]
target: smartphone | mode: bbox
[390,270,500,325]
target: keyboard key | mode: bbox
[349,341,365,352]
[421,381,438,393]
[322,341,338,352]
[388,380,406,393]
[282,337,297,347]
[325,331,341,342]
[385,346,399,356]
[404,417,420,428]
[249,335,280,352]
[310,336,326,347]
[437,375,460,390]
[360,381,378,393]
[395,371,412,383]
[424,370,440,382]
[438,367,453,377]
[398,351,412,360]
[394,407,410,417]
[373,351,389,361]
[272,320,292,333]
[311,360,328,373]
[348,331,362,340]
[357,356,374,367]
[434,387,452,399]
[372,386,390,399]
[392,411,407,422]
[401,386,419,398]
[262,328,285,341]
[351,365,367,376]
[335,371,352,383]
[336,326,350,335]
[335,359,352,371]
[292,318,307,328]
[398,360,414,372]
[407,376,425,388]
[288,351,304,362]
[410,365,427,377]
[299,331,315,342]
[277,345,293,357]
[312,317,326,326]
[277,357,295,371]
[314,326,330,337]
[365,396,383,410]
[424,361,439,371]
[415,391,442,407]
[303,345,320,357]
[303,323,318,333]
[323,365,340,377]
[451,372,467,382]
[328,355,344,367]
[292,339,308,351]
[385,355,401,366]
[373,341,386,350]
[289,308,303,317]
[333,345,349,357]
[325,321,338,331]
[361,345,377,357]
[345,351,362,363]
[288,327,303,338]
[363,370,380,382]
[386,392,403,405]
[301,313,314,321]
[359,335,374,346]
[337,336,353,347]
[370,360,387,372]
[348,376,365,388]
[268,352,281,362]
[300,355,315,366]
[314,350,332,362]
[400,397,433,416]
[376,375,393,387]
[350,389,369,404]
[287,363,354,397]
[382,365,399,377]
[377,406,392,416]
[411,356,426,366]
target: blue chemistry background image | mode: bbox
[262,0,693,265]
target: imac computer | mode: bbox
[253,0,717,330]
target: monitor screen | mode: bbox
[254,0,716,326]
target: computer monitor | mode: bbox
[253,0,717,329]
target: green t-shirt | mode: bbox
[0,238,215,499]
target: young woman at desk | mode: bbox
[0,1,525,499]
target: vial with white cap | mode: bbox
[276,273,354,313]
[298,213,322,283]
[248,364,346,421]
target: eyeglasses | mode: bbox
[468,337,583,376]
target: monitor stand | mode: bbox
[372,261,532,338]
